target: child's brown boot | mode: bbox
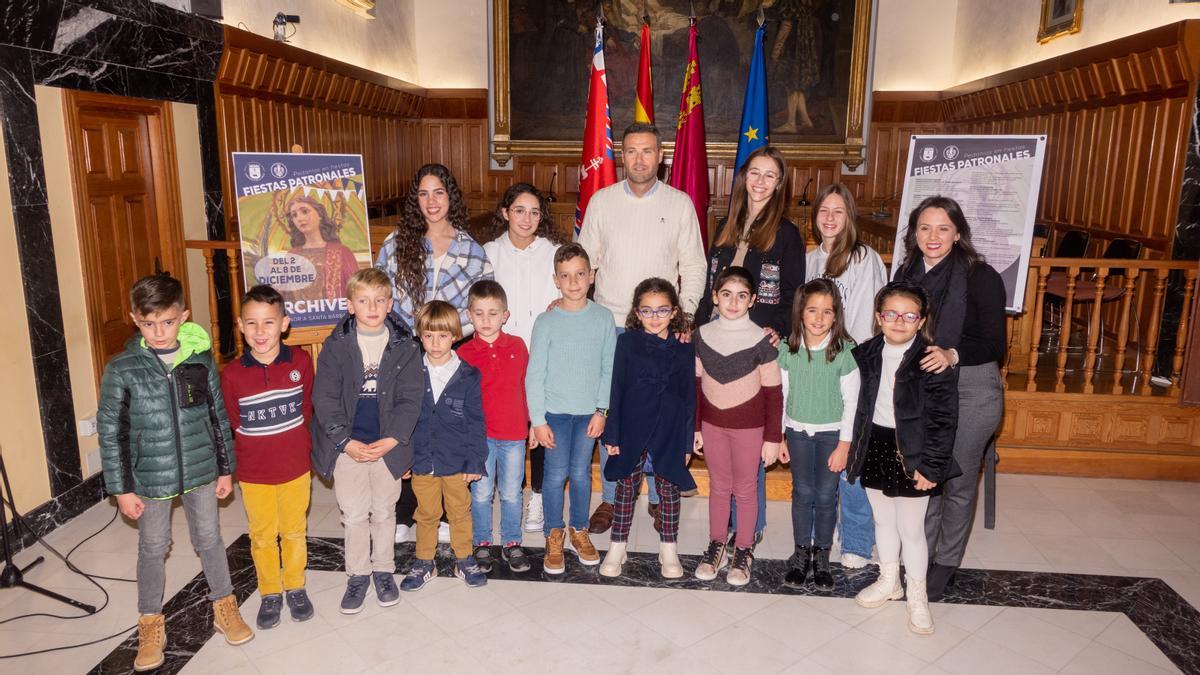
[134,614,165,672]
[212,594,254,645]
[544,528,566,575]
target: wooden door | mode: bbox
[64,91,187,387]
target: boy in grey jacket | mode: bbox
[312,269,423,614]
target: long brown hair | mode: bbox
[490,182,567,245]
[810,184,865,279]
[392,163,470,307]
[714,146,790,252]
[900,195,983,272]
[284,195,341,248]
[787,278,852,362]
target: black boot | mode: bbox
[783,546,813,588]
[811,547,834,591]
[926,563,958,601]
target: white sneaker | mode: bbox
[840,552,870,569]
[523,493,544,533]
[437,522,451,544]
[394,523,412,543]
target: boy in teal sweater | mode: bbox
[526,243,615,574]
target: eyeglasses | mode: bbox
[637,307,674,319]
[879,310,922,324]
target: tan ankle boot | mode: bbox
[212,594,254,645]
[567,526,600,565]
[134,614,165,672]
[659,542,683,579]
[544,528,566,575]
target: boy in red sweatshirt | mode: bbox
[221,285,315,630]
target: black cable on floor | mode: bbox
[0,500,138,659]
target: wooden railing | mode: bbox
[187,240,1199,400]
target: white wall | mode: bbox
[873,0,1200,91]
[219,0,419,83]
[413,0,490,88]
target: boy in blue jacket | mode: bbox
[400,301,490,590]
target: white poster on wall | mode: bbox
[890,135,1048,312]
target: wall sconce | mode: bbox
[273,12,300,42]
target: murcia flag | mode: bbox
[576,18,617,236]
[668,21,710,247]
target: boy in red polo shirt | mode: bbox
[459,280,532,573]
[221,285,316,630]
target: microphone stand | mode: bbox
[0,447,97,613]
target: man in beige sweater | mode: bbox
[577,122,707,533]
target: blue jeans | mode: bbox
[838,472,876,558]
[603,326,658,506]
[786,430,841,549]
[543,413,595,534]
[729,461,767,536]
[471,438,527,546]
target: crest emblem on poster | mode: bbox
[943,145,960,160]
[245,163,263,181]
[920,146,935,162]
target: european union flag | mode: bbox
[734,23,769,174]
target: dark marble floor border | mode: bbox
[2,473,104,553]
[89,534,1200,674]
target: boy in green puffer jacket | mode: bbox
[97,274,253,672]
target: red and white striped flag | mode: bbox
[576,17,617,236]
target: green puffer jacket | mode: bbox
[98,322,235,499]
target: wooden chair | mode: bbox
[1043,237,1143,357]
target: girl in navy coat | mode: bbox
[599,278,698,579]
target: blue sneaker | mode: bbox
[340,575,370,614]
[455,557,488,588]
[400,559,437,592]
[372,572,400,607]
[285,588,314,622]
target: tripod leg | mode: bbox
[17,579,97,613]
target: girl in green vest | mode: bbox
[778,278,861,591]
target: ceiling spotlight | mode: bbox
[272,12,300,42]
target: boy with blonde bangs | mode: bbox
[221,284,315,629]
[526,243,615,574]
[459,280,532,573]
[312,268,423,614]
[401,301,490,590]
[98,273,251,672]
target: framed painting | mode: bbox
[491,0,873,167]
[1038,0,1083,43]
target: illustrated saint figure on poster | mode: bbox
[279,195,361,303]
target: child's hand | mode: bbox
[345,439,373,462]
[778,444,791,463]
[586,413,606,438]
[462,473,482,482]
[763,326,781,348]
[116,493,144,520]
[215,475,233,499]
[828,441,850,472]
[533,424,555,448]
[693,431,704,455]
[761,441,781,466]
[914,470,937,491]
[676,328,693,344]
[369,437,399,458]
[402,470,413,479]
[527,428,538,450]
[605,444,620,456]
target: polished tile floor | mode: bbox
[1,472,1197,673]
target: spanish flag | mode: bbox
[668,21,709,247]
[634,20,654,124]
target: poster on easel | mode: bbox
[890,135,1048,312]
[232,152,370,327]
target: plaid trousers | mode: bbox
[611,450,680,543]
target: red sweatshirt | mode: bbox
[457,332,530,441]
[220,345,314,484]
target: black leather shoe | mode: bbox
[812,547,834,590]
[926,563,958,601]
[783,546,813,588]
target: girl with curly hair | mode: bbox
[374,163,493,333]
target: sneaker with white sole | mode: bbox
[523,493,544,532]
[839,552,871,569]
[394,523,413,543]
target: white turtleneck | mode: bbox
[872,336,914,428]
[698,312,763,356]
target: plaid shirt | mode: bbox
[374,229,494,331]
